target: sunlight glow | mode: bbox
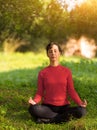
[57,0,86,11]
[80,37,97,58]
[64,36,97,58]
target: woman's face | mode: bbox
[47,44,60,62]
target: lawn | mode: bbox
[0,52,97,130]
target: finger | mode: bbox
[84,99,87,104]
[30,97,32,100]
[83,100,87,106]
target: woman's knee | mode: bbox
[77,106,86,118]
[28,104,38,116]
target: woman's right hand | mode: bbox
[28,97,36,105]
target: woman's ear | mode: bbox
[47,52,49,57]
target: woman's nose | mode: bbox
[52,51,55,55]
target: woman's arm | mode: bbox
[67,69,87,107]
[33,71,44,103]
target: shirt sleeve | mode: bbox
[67,69,83,106]
[33,71,44,103]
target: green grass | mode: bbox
[0,52,97,130]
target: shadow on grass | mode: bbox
[0,66,43,123]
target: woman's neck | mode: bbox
[50,61,59,66]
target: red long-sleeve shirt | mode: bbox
[34,65,83,106]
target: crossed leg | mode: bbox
[28,104,86,123]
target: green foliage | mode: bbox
[70,0,97,39]
[0,0,43,51]
[0,53,97,129]
[0,0,97,52]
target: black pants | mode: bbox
[28,104,86,123]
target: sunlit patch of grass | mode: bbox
[0,52,47,72]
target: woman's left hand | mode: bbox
[80,99,87,107]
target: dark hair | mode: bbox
[46,42,62,54]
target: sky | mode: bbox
[58,0,86,11]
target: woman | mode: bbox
[28,42,87,124]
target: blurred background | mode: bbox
[0,0,97,58]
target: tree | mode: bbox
[0,0,44,51]
[0,0,97,52]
